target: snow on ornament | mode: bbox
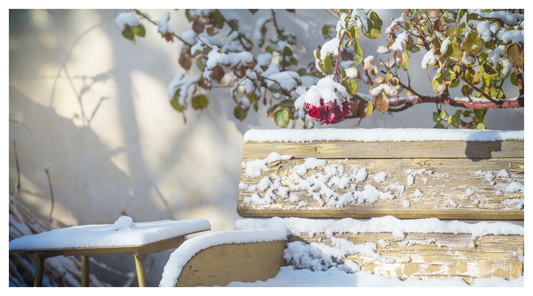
[304,76,350,124]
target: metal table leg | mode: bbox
[134,253,147,287]
[81,255,89,287]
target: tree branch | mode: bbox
[221,14,251,51]
[388,95,523,109]
[333,31,347,82]
[44,165,54,230]
[133,9,195,47]
[457,75,500,104]
[12,139,20,195]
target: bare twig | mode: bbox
[13,140,21,196]
[333,31,347,82]
[221,13,251,51]
[44,165,54,230]
[457,76,500,104]
[132,9,195,47]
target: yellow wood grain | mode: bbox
[243,140,524,159]
[176,240,287,287]
[238,158,524,220]
[289,232,523,285]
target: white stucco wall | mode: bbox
[9,9,524,286]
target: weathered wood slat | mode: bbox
[176,240,286,287]
[243,140,524,159]
[238,158,524,220]
[288,232,523,285]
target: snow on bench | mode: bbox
[160,229,286,287]
[244,128,524,143]
[9,217,211,250]
[233,216,524,285]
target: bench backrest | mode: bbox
[237,129,524,220]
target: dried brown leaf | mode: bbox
[426,9,442,18]
[507,43,524,68]
[193,19,205,34]
[375,92,389,113]
[212,65,225,82]
[434,17,446,32]
[179,48,192,70]
[206,26,219,36]
[163,32,174,43]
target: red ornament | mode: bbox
[305,98,350,124]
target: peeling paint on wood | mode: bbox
[238,158,524,220]
[289,232,524,285]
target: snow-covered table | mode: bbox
[9,217,210,287]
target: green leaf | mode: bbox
[439,110,447,119]
[196,57,205,71]
[234,106,247,121]
[132,24,146,37]
[432,112,439,122]
[286,9,296,13]
[353,40,364,57]
[274,109,290,128]
[297,68,307,76]
[211,10,225,28]
[441,67,456,81]
[366,101,373,116]
[353,55,363,66]
[510,71,519,86]
[185,9,194,22]
[171,93,184,112]
[432,74,446,95]
[249,9,258,14]
[474,122,485,130]
[433,122,445,129]
[191,95,209,110]
[283,46,293,56]
[341,78,358,95]
[462,31,483,56]
[446,26,459,40]
[323,53,334,74]
[340,9,350,14]
[315,49,321,60]
[401,52,409,71]
[451,114,461,128]
[461,85,473,96]
[490,86,506,99]
[458,9,466,21]
[322,25,329,36]
[122,26,134,41]
[290,57,298,66]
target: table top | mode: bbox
[9,219,211,252]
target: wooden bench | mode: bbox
[165,129,524,286]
